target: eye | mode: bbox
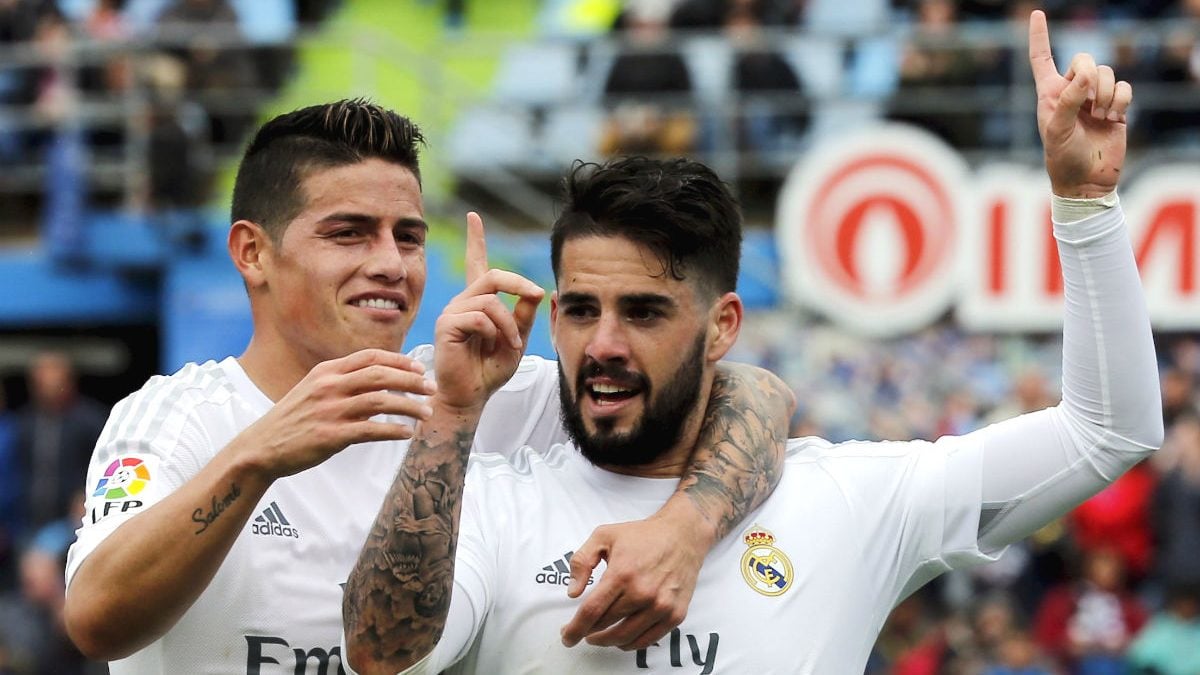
[329,228,363,240]
[562,304,598,320]
[396,229,425,246]
[627,306,663,322]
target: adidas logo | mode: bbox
[251,501,300,539]
[535,551,593,587]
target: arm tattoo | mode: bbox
[678,364,792,541]
[191,482,241,535]
[343,420,476,672]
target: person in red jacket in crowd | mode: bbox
[1033,547,1148,674]
[1068,461,1157,582]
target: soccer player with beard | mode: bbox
[343,12,1164,673]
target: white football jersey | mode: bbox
[66,346,565,675]
[412,438,997,674]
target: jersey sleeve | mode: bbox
[967,202,1162,552]
[874,203,1162,602]
[474,355,568,457]
[65,381,214,587]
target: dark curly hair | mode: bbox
[550,156,742,298]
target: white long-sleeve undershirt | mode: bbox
[967,198,1163,552]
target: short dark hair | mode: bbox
[231,99,425,242]
[550,157,742,298]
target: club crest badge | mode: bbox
[740,525,793,597]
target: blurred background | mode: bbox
[1,0,1199,672]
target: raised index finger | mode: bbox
[465,211,488,286]
[1028,10,1058,90]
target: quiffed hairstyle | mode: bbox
[550,156,742,297]
[231,98,425,242]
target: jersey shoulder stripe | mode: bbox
[93,360,235,464]
[468,442,574,481]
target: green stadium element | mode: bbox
[214,0,540,206]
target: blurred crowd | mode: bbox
[0,351,107,673]
[0,0,340,224]
[730,316,1200,675]
[556,0,1200,165]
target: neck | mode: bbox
[237,334,317,403]
[595,373,714,479]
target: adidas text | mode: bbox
[252,521,300,538]
[535,571,590,586]
[252,502,300,539]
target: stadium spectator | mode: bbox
[1149,411,1200,591]
[14,351,107,533]
[1033,547,1149,674]
[599,0,697,155]
[0,388,16,589]
[1125,583,1200,675]
[136,53,209,215]
[81,0,133,96]
[980,629,1055,675]
[156,0,258,147]
[888,0,1003,149]
[725,0,809,155]
[1139,27,1200,146]
[1160,365,1197,428]
[0,492,92,674]
[1068,460,1157,582]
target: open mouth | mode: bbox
[585,380,643,408]
[351,296,406,311]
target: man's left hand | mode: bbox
[1029,9,1132,198]
[560,511,707,651]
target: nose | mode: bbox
[584,313,630,364]
[363,235,408,283]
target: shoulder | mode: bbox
[111,360,236,418]
[784,435,931,461]
[783,434,969,475]
[97,360,237,451]
[466,443,575,485]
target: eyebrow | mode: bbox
[317,213,428,231]
[619,293,676,311]
[558,291,677,310]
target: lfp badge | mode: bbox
[740,526,793,597]
[93,456,151,500]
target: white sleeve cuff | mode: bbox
[1051,191,1119,224]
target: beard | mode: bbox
[558,332,707,468]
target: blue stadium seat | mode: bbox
[541,104,604,164]
[493,42,581,108]
[446,106,536,170]
[781,35,843,99]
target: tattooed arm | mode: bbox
[343,406,479,673]
[343,214,544,674]
[560,362,792,650]
[675,362,792,539]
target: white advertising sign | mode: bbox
[776,124,1200,336]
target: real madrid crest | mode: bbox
[740,525,793,596]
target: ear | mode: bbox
[706,292,743,363]
[228,220,272,290]
[549,291,560,350]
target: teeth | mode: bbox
[356,298,400,310]
[592,383,631,394]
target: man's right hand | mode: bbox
[431,212,543,413]
[242,349,437,480]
